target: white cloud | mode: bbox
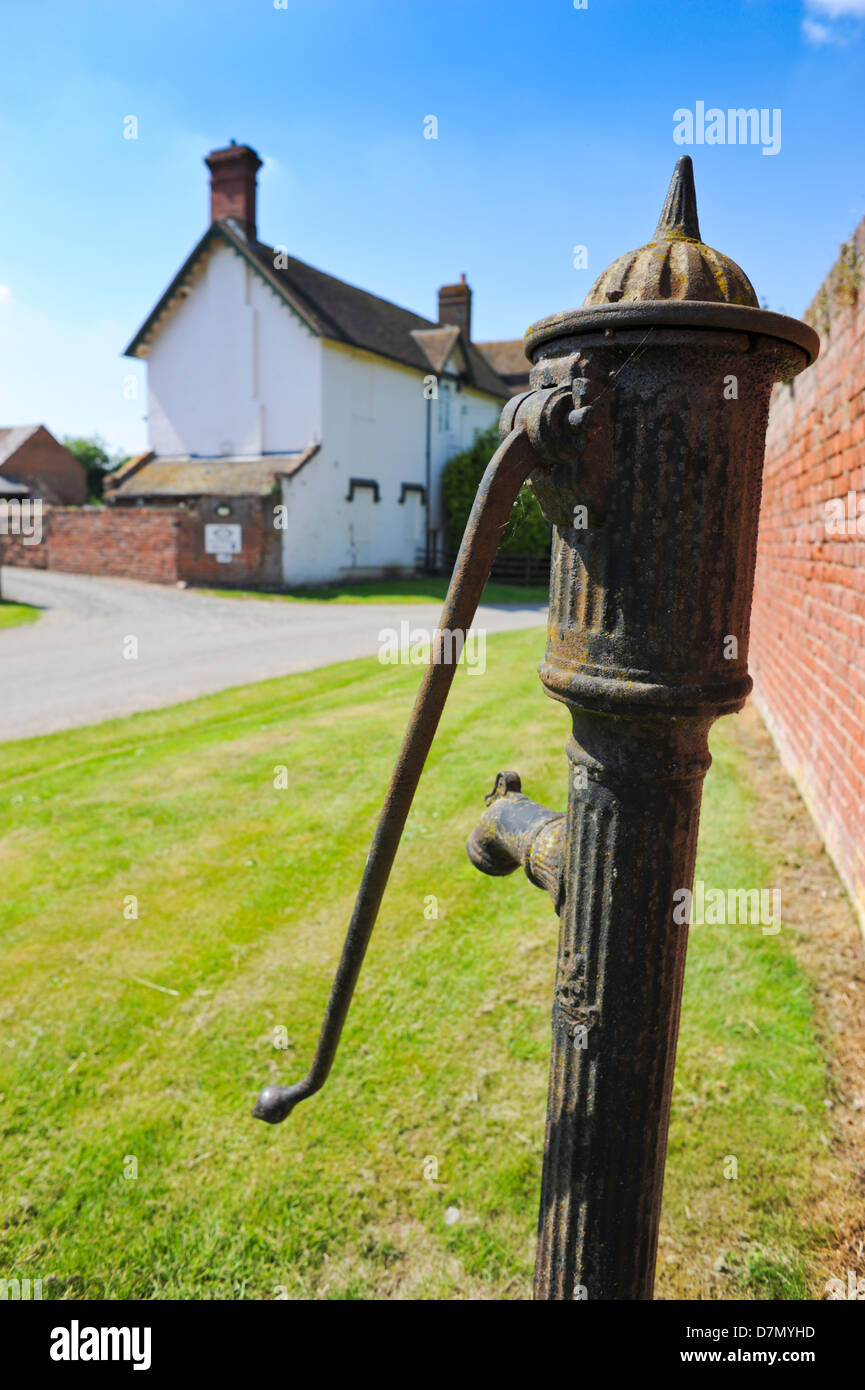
[803,17,835,42]
[807,0,865,15]
[803,0,864,46]
[0,284,12,304]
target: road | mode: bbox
[0,568,546,742]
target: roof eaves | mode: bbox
[123,225,224,358]
[320,333,435,380]
[122,222,328,360]
[275,440,321,481]
[221,225,334,338]
[0,423,42,467]
[103,451,155,499]
[464,341,510,399]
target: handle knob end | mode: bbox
[253,1082,309,1124]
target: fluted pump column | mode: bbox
[534,712,710,1299]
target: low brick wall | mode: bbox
[0,527,47,568]
[1,499,282,589]
[49,508,182,584]
[750,217,865,932]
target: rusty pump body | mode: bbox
[254,158,819,1300]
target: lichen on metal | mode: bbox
[583,155,759,308]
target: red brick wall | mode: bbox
[1,507,179,582]
[0,525,47,568]
[48,508,182,583]
[1,499,282,588]
[750,217,865,931]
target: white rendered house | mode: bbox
[117,142,526,587]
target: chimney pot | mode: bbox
[438,276,472,339]
[205,142,262,241]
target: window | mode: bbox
[345,478,380,503]
[438,382,452,433]
[351,491,374,551]
[399,484,426,544]
[346,478,379,567]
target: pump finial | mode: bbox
[583,156,758,307]
[654,155,701,242]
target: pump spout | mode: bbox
[466,770,566,912]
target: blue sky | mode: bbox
[0,0,862,454]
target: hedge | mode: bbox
[441,425,552,557]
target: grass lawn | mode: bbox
[0,600,39,630]
[0,630,835,1300]
[198,576,549,606]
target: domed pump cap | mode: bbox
[584,155,759,308]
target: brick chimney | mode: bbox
[438,274,472,339]
[205,141,262,241]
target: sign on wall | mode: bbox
[204,523,242,563]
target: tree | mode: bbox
[62,435,129,502]
[441,425,551,557]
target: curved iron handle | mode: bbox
[253,422,542,1122]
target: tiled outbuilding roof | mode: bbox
[108,448,318,501]
[0,425,41,467]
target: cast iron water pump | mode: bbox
[253,158,818,1300]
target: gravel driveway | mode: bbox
[0,568,546,742]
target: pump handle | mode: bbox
[253,422,541,1122]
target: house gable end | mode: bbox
[141,237,325,458]
[123,222,326,360]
